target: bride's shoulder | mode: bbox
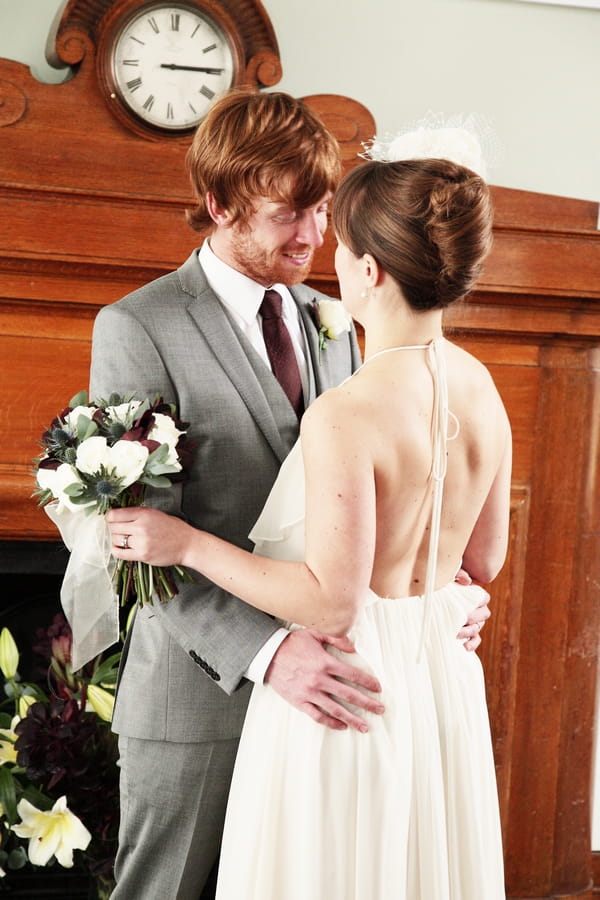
[301,380,370,447]
[446,340,497,384]
[445,340,507,420]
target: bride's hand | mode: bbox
[456,586,491,651]
[106,507,191,567]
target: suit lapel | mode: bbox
[292,286,347,398]
[178,253,295,464]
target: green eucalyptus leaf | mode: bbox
[34,488,54,507]
[69,390,89,408]
[145,444,169,466]
[139,474,171,489]
[135,397,151,418]
[63,483,85,498]
[76,415,99,442]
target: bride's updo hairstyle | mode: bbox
[331,158,493,310]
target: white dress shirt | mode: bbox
[198,241,301,682]
[198,241,309,397]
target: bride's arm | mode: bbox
[106,394,376,635]
[461,414,512,584]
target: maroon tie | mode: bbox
[260,289,304,418]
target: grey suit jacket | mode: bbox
[90,249,361,743]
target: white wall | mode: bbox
[0,0,599,202]
[0,0,599,849]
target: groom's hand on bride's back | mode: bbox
[265,630,385,733]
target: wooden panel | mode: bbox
[0,325,93,540]
[503,345,599,895]
[479,486,530,830]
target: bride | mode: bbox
[107,154,511,899]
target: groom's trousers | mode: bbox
[111,735,240,899]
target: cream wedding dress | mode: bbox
[215,340,505,899]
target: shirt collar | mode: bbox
[198,241,292,326]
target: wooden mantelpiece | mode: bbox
[1,23,600,899]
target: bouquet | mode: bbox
[32,391,192,670]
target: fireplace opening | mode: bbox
[0,541,69,681]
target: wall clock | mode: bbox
[48,0,282,139]
[98,1,245,133]
[105,3,239,131]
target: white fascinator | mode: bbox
[361,112,499,179]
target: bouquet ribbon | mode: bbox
[45,503,119,672]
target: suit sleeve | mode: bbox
[90,300,283,694]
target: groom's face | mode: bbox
[219,193,331,288]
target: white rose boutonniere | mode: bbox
[311,299,352,359]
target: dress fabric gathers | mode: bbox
[215,340,506,900]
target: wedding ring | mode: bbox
[120,535,130,550]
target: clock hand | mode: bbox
[160,64,224,74]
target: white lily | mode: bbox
[18,694,37,719]
[0,627,19,679]
[86,684,115,722]
[0,716,20,765]
[12,796,91,867]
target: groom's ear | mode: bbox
[206,192,233,228]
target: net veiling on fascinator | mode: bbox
[360,111,500,178]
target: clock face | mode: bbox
[110,3,236,131]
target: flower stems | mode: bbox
[113,560,193,608]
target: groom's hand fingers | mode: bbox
[265,629,384,733]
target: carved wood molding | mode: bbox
[47,0,282,86]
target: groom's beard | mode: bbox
[228,227,316,287]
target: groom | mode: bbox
[90,89,489,899]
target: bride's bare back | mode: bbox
[301,339,511,611]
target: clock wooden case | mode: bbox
[99,2,242,133]
[49,0,283,138]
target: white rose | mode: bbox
[37,462,83,512]
[148,413,184,469]
[318,299,352,340]
[63,405,97,432]
[75,436,112,475]
[109,440,149,486]
[75,436,148,487]
[105,400,142,424]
